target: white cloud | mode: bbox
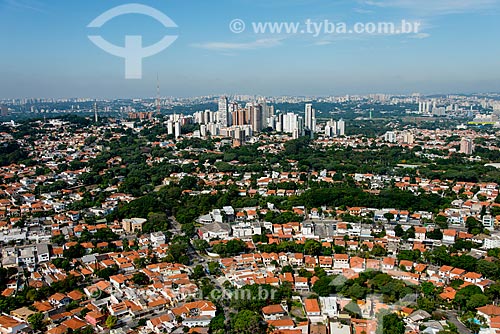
[353,8,374,14]
[410,32,431,39]
[192,38,283,51]
[314,40,333,46]
[3,0,47,13]
[363,0,499,14]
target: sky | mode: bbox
[0,0,499,98]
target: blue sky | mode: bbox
[0,0,499,98]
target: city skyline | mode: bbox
[1,0,499,98]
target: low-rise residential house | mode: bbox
[85,311,106,327]
[333,254,349,269]
[172,300,216,328]
[262,304,287,320]
[198,222,231,241]
[477,305,500,327]
[150,232,166,247]
[36,243,50,263]
[49,293,72,307]
[382,257,396,271]
[399,260,413,271]
[414,227,426,241]
[438,265,453,279]
[463,272,482,284]
[449,268,465,279]
[147,313,176,334]
[294,276,309,292]
[304,298,321,317]
[0,314,28,334]
[442,229,456,244]
[267,319,295,330]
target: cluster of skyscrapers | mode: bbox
[324,119,345,138]
[417,100,460,116]
[384,130,415,144]
[191,97,347,145]
[194,98,312,140]
[166,114,183,138]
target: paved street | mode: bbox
[441,310,472,334]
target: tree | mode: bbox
[404,226,415,240]
[477,260,498,279]
[208,261,221,276]
[397,250,421,262]
[371,244,387,257]
[435,215,449,229]
[95,265,119,280]
[466,216,484,235]
[382,313,405,334]
[144,212,169,232]
[312,276,334,296]
[384,213,395,221]
[193,239,209,252]
[417,297,436,313]
[105,315,118,329]
[427,229,443,240]
[455,285,483,311]
[394,224,404,237]
[210,313,225,332]
[28,313,45,332]
[52,258,71,271]
[132,272,150,286]
[304,239,322,256]
[192,265,205,279]
[342,283,368,300]
[420,282,437,298]
[466,294,489,311]
[486,283,500,304]
[51,234,66,246]
[63,244,85,259]
[231,310,264,334]
[181,223,196,237]
[450,255,477,273]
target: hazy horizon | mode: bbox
[1,0,499,98]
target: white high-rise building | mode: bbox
[167,120,174,135]
[218,96,229,127]
[325,119,337,138]
[193,111,204,124]
[305,103,315,132]
[337,119,345,136]
[174,121,181,138]
[425,102,430,113]
[275,113,283,132]
[282,112,303,135]
[325,119,345,137]
[384,131,396,143]
[203,109,212,124]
